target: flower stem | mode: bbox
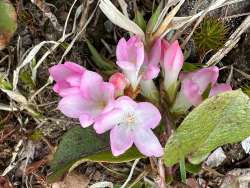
[179,158,186,184]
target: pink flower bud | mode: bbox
[109,72,129,96]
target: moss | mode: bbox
[194,18,227,52]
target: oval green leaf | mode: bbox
[164,90,250,166]
[48,126,143,182]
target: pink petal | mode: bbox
[100,82,115,102]
[209,84,232,97]
[65,75,81,86]
[53,81,70,93]
[149,38,161,66]
[143,64,160,80]
[115,96,138,112]
[94,108,123,134]
[116,61,137,71]
[64,61,85,73]
[79,114,94,128]
[136,102,161,129]
[49,64,73,82]
[58,94,89,118]
[59,87,81,97]
[110,125,133,156]
[80,70,103,99]
[135,41,145,69]
[189,66,219,92]
[163,40,184,89]
[182,79,202,106]
[116,38,128,61]
[133,128,163,157]
[109,72,129,93]
[160,39,170,63]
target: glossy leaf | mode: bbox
[86,39,116,71]
[164,90,250,166]
[49,126,143,182]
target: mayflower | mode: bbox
[94,96,163,157]
[49,62,85,97]
[109,72,129,97]
[162,40,184,102]
[50,63,115,128]
[172,66,232,113]
[116,36,144,91]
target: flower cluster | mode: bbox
[49,35,232,157]
[49,61,163,157]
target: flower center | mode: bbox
[126,114,136,125]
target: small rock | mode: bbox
[205,147,227,168]
[241,136,250,154]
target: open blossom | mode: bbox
[116,36,144,90]
[94,96,163,157]
[49,62,85,97]
[162,40,184,92]
[172,66,232,113]
[55,68,115,128]
[109,72,129,96]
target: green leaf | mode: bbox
[242,86,250,97]
[146,1,163,34]
[185,163,201,174]
[0,0,17,49]
[134,10,146,32]
[68,147,144,173]
[182,62,203,72]
[202,83,212,100]
[86,39,116,71]
[164,90,250,166]
[49,126,143,182]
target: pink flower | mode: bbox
[172,66,232,113]
[209,83,232,97]
[162,40,184,92]
[58,69,115,128]
[94,96,163,157]
[116,36,144,90]
[49,62,86,97]
[142,38,162,80]
[109,72,129,96]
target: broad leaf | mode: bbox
[49,126,143,182]
[164,90,250,166]
[86,39,116,71]
[0,0,17,50]
[146,1,163,35]
[134,10,146,32]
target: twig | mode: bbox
[206,15,250,66]
[155,158,167,188]
[121,159,140,188]
[127,170,149,188]
[2,140,23,176]
[0,129,16,144]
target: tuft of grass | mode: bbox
[194,18,227,51]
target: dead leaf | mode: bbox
[51,172,89,188]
